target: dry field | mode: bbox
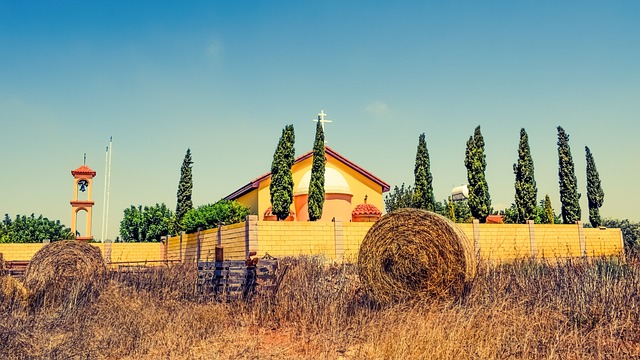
[1,256,640,359]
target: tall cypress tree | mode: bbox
[308,120,326,221]
[513,128,537,223]
[557,126,581,224]
[269,125,296,220]
[585,146,604,227]
[464,126,491,222]
[543,194,555,224]
[413,133,435,211]
[175,148,193,229]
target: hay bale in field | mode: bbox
[0,275,27,310]
[357,208,476,304]
[23,240,107,311]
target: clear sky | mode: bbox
[1,1,639,240]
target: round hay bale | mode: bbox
[23,240,107,311]
[357,208,476,304]
[0,276,27,310]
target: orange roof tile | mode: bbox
[486,215,504,224]
[71,165,96,177]
[352,203,382,216]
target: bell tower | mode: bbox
[70,157,96,242]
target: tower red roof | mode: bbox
[71,165,96,177]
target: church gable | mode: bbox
[225,146,389,221]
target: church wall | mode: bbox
[236,189,259,217]
[327,156,384,213]
[257,179,273,220]
[291,156,313,188]
[257,156,314,220]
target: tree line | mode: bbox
[0,214,74,243]
[385,126,605,228]
[118,149,250,242]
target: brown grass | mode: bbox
[1,256,640,359]
[0,275,27,312]
[0,252,5,276]
[358,209,476,304]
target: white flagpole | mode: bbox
[100,144,109,242]
[105,137,113,242]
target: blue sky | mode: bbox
[1,1,639,240]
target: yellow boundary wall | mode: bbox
[163,217,623,263]
[2,219,624,264]
[0,242,163,263]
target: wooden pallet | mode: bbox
[4,260,29,277]
[197,259,280,301]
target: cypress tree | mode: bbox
[413,133,436,211]
[308,120,326,221]
[447,197,457,222]
[175,148,193,229]
[269,125,296,220]
[464,126,492,222]
[513,128,537,223]
[543,194,555,224]
[557,126,581,223]
[585,146,605,227]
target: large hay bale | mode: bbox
[23,240,107,311]
[358,208,476,303]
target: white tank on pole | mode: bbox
[451,185,469,202]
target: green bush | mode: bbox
[0,214,74,243]
[181,200,250,234]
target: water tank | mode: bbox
[451,185,469,201]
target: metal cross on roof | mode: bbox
[313,110,332,132]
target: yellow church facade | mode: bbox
[224,146,390,222]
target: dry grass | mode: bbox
[1,256,640,359]
[358,209,476,304]
[0,275,27,311]
[0,252,5,276]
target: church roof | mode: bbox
[71,165,96,177]
[224,146,390,200]
[352,202,382,216]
